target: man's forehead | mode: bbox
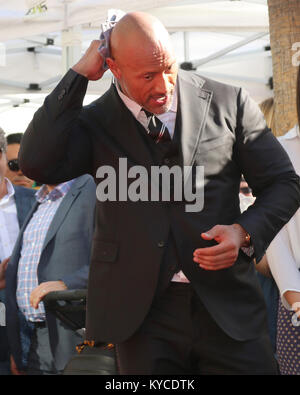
[6,144,20,157]
[129,42,176,68]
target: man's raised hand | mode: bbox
[72,40,108,81]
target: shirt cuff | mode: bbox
[241,245,254,257]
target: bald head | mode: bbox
[110,12,173,64]
[106,11,178,115]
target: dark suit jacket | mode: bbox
[5,175,96,371]
[19,69,300,345]
[14,185,36,227]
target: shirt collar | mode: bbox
[36,180,74,203]
[114,79,178,120]
[5,178,15,199]
[0,178,15,205]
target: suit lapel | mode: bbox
[177,70,213,168]
[41,179,83,251]
[14,191,24,228]
[175,71,212,187]
[14,187,32,228]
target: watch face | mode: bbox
[244,233,251,246]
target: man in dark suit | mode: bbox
[5,174,96,375]
[18,12,300,374]
[0,127,35,374]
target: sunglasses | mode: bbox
[7,159,20,172]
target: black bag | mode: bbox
[43,290,118,375]
[63,342,118,375]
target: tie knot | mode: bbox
[141,108,153,119]
[141,108,171,144]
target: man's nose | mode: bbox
[154,73,172,94]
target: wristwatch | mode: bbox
[242,231,251,247]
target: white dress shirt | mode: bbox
[266,125,300,310]
[0,178,20,261]
[115,83,178,137]
[115,84,189,283]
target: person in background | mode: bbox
[239,174,279,354]
[5,174,96,375]
[253,96,282,356]
[265,66,300,375]
[259,97,278,137]
[0,128,35,375]
[5,133,34,189]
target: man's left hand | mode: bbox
[193,224,248,271]
[30,281,67,309]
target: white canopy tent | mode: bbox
[0,0,272,134]
[0,0,269,40]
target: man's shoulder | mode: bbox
[179,69,240,95]
[68,174,96,195]
[82,83,116,114]
[61,176,96,220]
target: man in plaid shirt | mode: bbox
[6,174,96,375]
[16,181,73,322]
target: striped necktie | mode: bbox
[142,109,171,143]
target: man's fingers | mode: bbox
[30,286,48,309]
[201,232,214,240]
[30,291,40,309]
[193,250,237,264]
[193,224,243,270]
[30,281,67,309]
[193,244,238,270]
[194,242,234,257]
[200,226,221,240]
[30,295,40,309]
[198,260,235,271]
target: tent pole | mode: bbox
[193,32,268,68]
[183,32,190,62]
[61,1,82,74]
[61,25,82,74]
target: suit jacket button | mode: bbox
[58,89,66,100]
[157,241,165,248]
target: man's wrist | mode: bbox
[232,223,251,248]
[72,64,88,79]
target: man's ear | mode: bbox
[106,58,121,79]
